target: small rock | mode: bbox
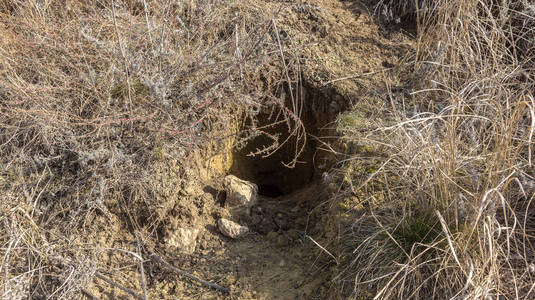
[166,227,199,254]
[223,175,258,207]
[218,218,249,239]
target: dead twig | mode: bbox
[136,235,149,300]
[81,288,103,300]
[95,272,143,300]
[111,0,133,113]
[305,235,339,265]
[150,252,230,294]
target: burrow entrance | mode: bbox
[230,83,348,197]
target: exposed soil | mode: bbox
[79,0,414,299]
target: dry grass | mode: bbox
[0,0,306,298]
[338,0,535,299]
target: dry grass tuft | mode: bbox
[339,0,535,299]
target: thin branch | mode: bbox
[141,0,153,52]
[95,273,143,300]
[136,236,148,300]
[81,288,103,300]
[150,253,230,294]
[111,0,133,113]
[305,235,338,265]
[271,19,295,112]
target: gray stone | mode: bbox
[218,218,249,239]
[223,175,258,207]
[166,227,199,254]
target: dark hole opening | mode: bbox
[258,184,284,197]
[230,83,346,198]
